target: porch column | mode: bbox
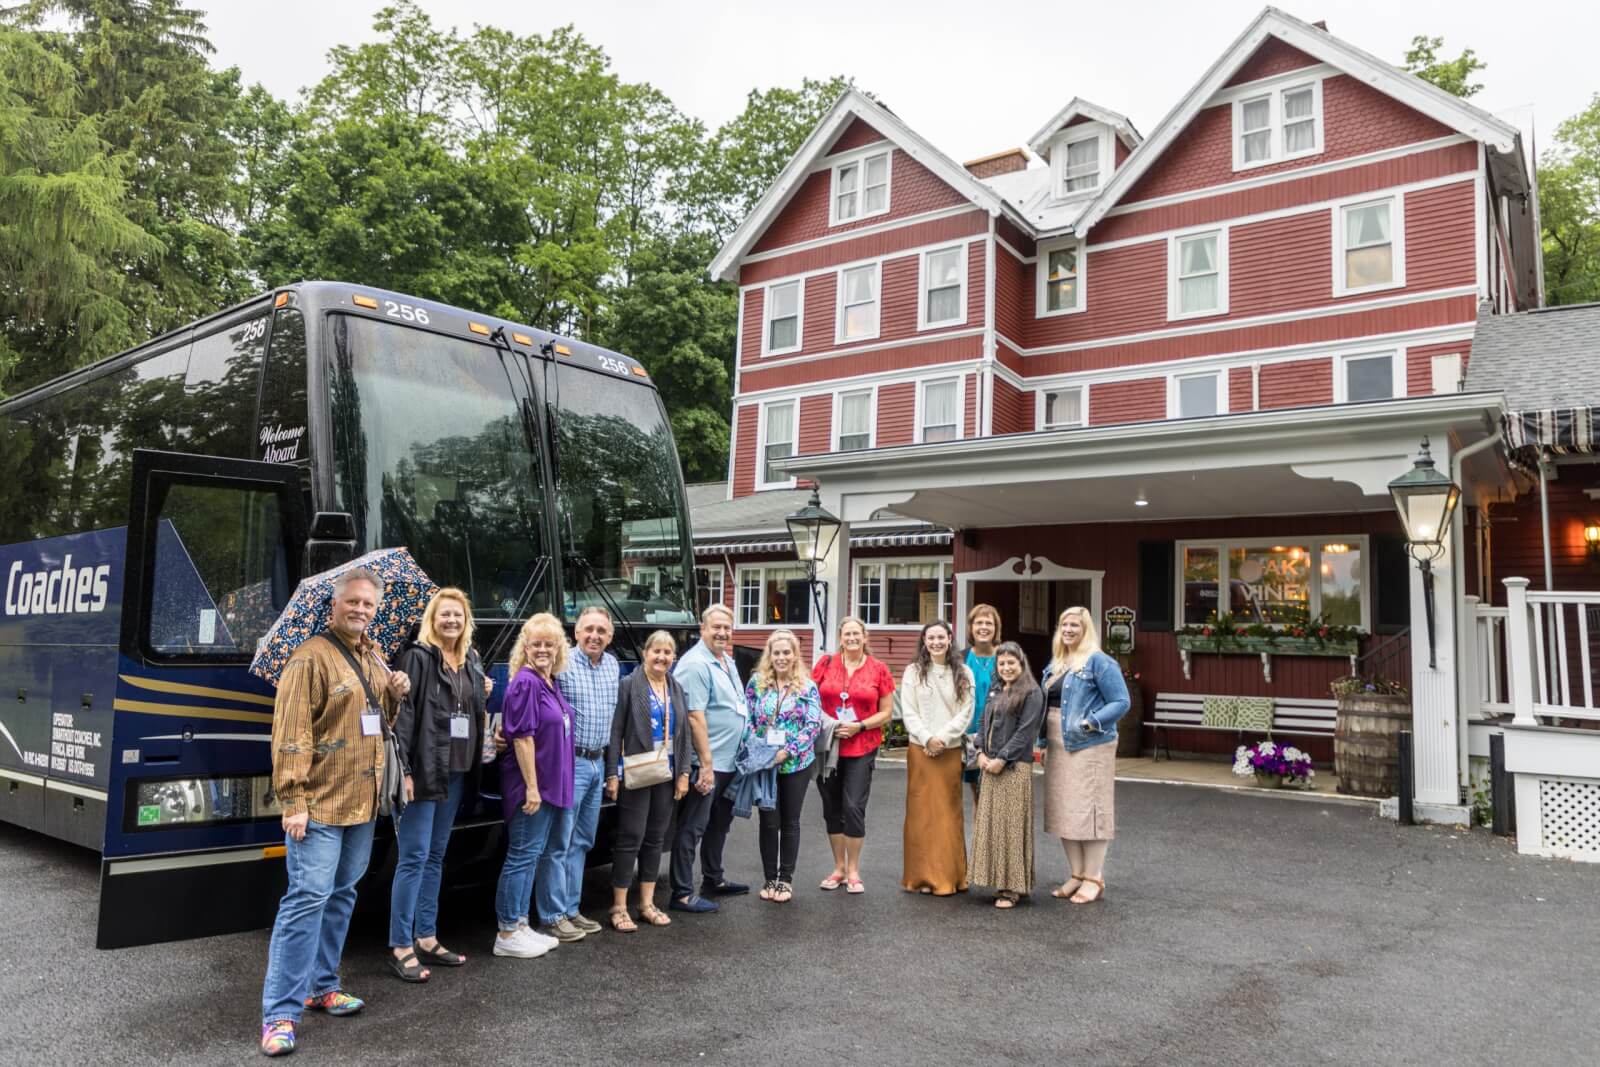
[1409,465,1464,809]
[812,486,851,658]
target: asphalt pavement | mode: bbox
[3,766,1596,1065]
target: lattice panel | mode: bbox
[1538,777,1600,856]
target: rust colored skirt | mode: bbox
[968,761,1034,896]
[901,745,967,895]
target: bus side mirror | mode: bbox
[305,511,358,574]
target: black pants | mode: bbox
[817,751,875,838]
[610,779,674,889]
[759,763,814,882]
[670,768,735,899]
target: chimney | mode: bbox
[1311,19,1328,30]
[964,148,1029,179]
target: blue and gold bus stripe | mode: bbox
[118,674,276,707]
[112,698,273,726]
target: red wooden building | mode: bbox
[689,8,1541,780]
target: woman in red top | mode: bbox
[812,616,895,894]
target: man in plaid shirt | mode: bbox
[538,606,620,941]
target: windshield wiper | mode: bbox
[482,555,552,670]
[565,551,645,665]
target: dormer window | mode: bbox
[831,150,891,225]
[1049,123,1112,200]
[1231,79,1322,170]
[1062,136,1100,192]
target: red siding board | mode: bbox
[740,211,987,288]
[741,333,981,393]
[1403,181,1477,292]
[997,217,1033,255]
[1405,339,1472,396]
[1224,39,1322,87]
[964,373,978,437]
[1089,377,1165,425]
[798,393,832,454]
[1259,358,1333,409]
[877,381,916,446]
[732,403,759,498]
[992,376,1030,434]
[1229,366,1253,412]
[751,150,971,254]
[828,117,887,154]
[1025,241,1168,350]
[1228,208,1332,318]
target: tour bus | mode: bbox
[0,282,699,947]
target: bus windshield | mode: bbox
[552,364,694,625]
[328,315,546,616]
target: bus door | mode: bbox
[97,449,307,948]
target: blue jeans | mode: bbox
[535,756,604,925]
[494,802,560,932]
[388,773,464,948]
[261,818,376,1024]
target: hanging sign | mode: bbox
[1104,605,1136,653]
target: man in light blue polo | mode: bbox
[669,604,745,912]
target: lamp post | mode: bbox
[785,488,842,651]
[1388,436,1461,669]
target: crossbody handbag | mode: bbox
[623,676,674,790]
[320,634,407,818]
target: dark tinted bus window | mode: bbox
[257,308,308,464]
[184,317,267,458]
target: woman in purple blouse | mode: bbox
[492,613,575,960]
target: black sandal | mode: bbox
[415,940,466,967]
[388,950,430,983]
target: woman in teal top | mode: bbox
[959,603,1002,801]
[743,629,822,903]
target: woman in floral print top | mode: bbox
[742,629,823,902]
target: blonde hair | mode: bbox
[417,587,474,664]
[754,629,806,693]
[1044,606,1101,686]
[966,603,1002,645]
[509,612,568,678]
[835,615,873,657]
[641,629,677,667]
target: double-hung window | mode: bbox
[831,151,890,225]
[694,565,725,616]
[919,379,960,443]
[764,280,802,355]
[1037,238,1084,316]
[1335,197,1403,295]
[1337,352,1400,404]
[1061,136,1100,193]
[855,560,954,627]
[836,389,873,451]
[1232,80,1322,169]
[760,400,796,488]
[1169,230,1227,319]
[837,263,880,342]
[1179,538,1367,630]
[1040,386,1085,429]
[1171,370,1224,419]
[738,564,810,626]
[920,246,966,328]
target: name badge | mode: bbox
[450,716,470,740]
[765,727,786,747]
[837,705,857,723]
[361,712,381,737]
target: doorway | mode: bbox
[955,555,1104,674]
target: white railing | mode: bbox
[1503,578,1600,725]
[1467,597,1511,716]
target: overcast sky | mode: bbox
[202,0,1590,163]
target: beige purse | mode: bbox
[622,678,674,790]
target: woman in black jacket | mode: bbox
[604,630,691,932]
[967,642,1045,910]
[387,588,490,980]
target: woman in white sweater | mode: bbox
[899,620,975,895]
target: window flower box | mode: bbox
[1175,617,1363,682]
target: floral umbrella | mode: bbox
[249,548,437,687]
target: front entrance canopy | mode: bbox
[777,394,1509,528]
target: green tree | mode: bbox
[1541,94,1600,306]
[1402,35,1486,99]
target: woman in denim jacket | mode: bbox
[1040,607,1130,905]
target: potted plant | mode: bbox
[1102,632,1144,758]
[1233,740,1315,788]
[1330,674,1410,797]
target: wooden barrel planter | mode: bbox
[1334,694,1411,797]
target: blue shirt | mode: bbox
[556,649,620,753]
[675,640,745,773]
[965,649,997,736]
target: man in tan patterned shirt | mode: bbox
[259,568,411,1058]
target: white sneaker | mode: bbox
[517,921,559,951]
[493,928,551,959]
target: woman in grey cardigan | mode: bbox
[605,631,691,931]
[968,643,1045,910]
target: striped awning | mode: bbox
[849,525,952,549]
[694,525,952,557]
[695,534,795,555]
[1503,407,1600,465]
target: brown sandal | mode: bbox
[638,904,672,926]
[609,907,637,933]
[994,891,1019,910]
[1069,876,1105,905]
[1052,875,1085,899]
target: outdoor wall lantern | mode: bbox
[785,487,842,650]
[1585,522,1600,557]
[1388,437,1461,669]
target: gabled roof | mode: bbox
[1465,302,1600,412]
[1073,6,1526,236]
[708,89,1011,282]
[1025,98,1142,156]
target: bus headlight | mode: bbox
[128,775,282,829]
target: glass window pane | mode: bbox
[1345,355,1393,402]
[923,381,957,427]
[856,564,882,625]
[739,571,761,625]
[1284,119,1315,154]
[928,249,960,288]
[1180,274,1219,313]
[864,154,887,186]
[844,303,876,338]
[927,286,961,323]
[1242,129,1270,162]
[884,562,942,625]
[1046,246,1079,311]
[1226,545,1311,625]
[1283,87,1313,120]
[836,194,857,220]
[1044,389,1081,427]
[1180,235,1216,275]
[845,266,876,304]
[863,184,887,213]
[840,392,870,435]
[1345,246,1393,289]
[765,402,794,444]
[769,317,797,351]
[1241,97,1271,131]
[1319,543,1363,626]
[1178,375,1218,418]
[1346,203,1390,247]
[1183,547,1219,625]
[837,163,858,193]
[1048,277,1079,311]
[764,565,810,625]
[770,282,798,318]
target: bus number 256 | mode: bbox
[384,300,431,325]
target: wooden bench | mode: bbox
[1147,692,1338,760]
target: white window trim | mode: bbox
[735,563,812,630]
[1231,78,1324,173]
[755,398,798,491]
[1332,194,1407,297]
[695,565,725,610]
[1333,349,1406,404]
[1167,227,1229,321]
[917,243,968,330]
[1048,123,1114,202]
[914,376,965,444]
[831,385,878,452]
[852,558,956,630]
[828,147,893,228]
[1174,535,1372,633]
[1035,236,1087,318]
[1036,385,1087,430]
[835,260,882,345]
[761,278,804,357]
[1167,368,1230,419]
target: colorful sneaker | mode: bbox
[303,990,364,1016]
[259,1020,296,1057]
